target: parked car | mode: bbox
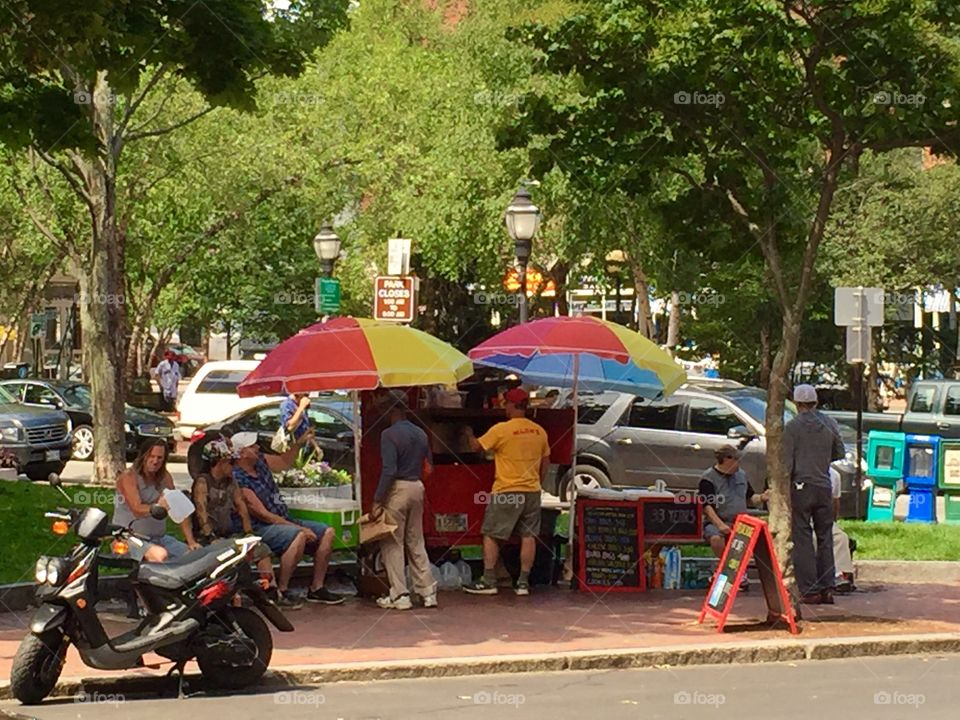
[825,378,960,438]
[187,397,354,479]
[0,384,72,480]
[549,384,867,518]
[175,360,263,441]
[0,379,175,460]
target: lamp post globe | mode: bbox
[504,186,541,323]
[313,224,341,277]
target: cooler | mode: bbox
[286,498,360,551]
[904,434,939,524]
[866,431,905,522]
[938,440,960,524]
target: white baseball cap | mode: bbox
[230,432,259,451]
[793,384,818,403]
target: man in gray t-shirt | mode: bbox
[783,384,845,604]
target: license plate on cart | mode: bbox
[45,450,60,462]
[435,513,468,533]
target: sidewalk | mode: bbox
[2,580,960,691]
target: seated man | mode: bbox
[699,445,769,572]
[191,438,283,604]
[231,431,344,607]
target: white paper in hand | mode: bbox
[162,488,195,524]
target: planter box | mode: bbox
[280,485,353,508]
[0,468,18,481]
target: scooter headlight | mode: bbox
[46,560,61,585]
[35,557,49,584]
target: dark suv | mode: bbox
[0,383,72,480]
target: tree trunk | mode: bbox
[764,317,800,593]
[83,75,127,484]
[666,290,681,350]
[759,323,772,388]
[630,261,655,339]
[551,262,570,316]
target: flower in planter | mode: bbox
[276,458,352,488]
[0,449,19,470]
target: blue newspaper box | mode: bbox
[905,434,939,523]
[866,431,905,522]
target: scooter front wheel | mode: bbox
[196,607,273,689]
[10,630,67,704]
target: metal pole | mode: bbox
[568,353,580,589]
[856,361,864,508]
[519,261,528,323]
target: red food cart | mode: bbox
[357,385,574,553]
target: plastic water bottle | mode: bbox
[455,559,472,586]
[439,562,461,589]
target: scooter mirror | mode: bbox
[149,504,168,520]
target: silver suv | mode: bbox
[551,385,781,499]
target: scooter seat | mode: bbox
[136,540,237,590]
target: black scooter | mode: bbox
[10,476,293,705]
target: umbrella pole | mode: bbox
[568,354,580,589]
[352,390,362,507]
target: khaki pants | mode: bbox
[380,480,436,600]
[833,523,854,576]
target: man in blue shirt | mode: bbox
[372,391,436,610]
[231,431,344,607]
[280,392,322,456]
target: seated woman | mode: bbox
[191,438,280,599]
[113,438,199,563]
[699,444,768,561]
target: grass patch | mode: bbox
[0,479,187,585]
[840,520,960,561]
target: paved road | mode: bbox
[57,460,192,489]
[2,655,956,719]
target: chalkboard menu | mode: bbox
[698,514,797,634]
[643,500,701,539]
[706,519,755,611]
[577,501,642,591]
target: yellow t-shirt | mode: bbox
[478,418,551,493]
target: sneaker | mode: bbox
[276,591,303,610]
[820,590,835,605]
[514,580,530,596]
[800,592,823,605]
[376,594,412,610]
[463,578,498,595]
[306,587,346,605]
[738,576,750,592]
[422,594,439,608]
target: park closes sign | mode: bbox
[374,276,415,322]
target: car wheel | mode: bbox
[71,425,95,461]
[559,464,611,502]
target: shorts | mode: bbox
[481,492,541,541]
[130,534,189,562]
[703,523,724,542]
[255,519,330,555]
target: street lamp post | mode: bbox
[605,250,627,326]
[313,223,342,277]
[504,186,541,323]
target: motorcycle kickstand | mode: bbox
[166,660,190,699]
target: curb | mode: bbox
[3,632,959,702]
[854,560,960,584]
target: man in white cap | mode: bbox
[783,384,845,605]
[231,429,344,607]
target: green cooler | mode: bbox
[287,498,361,551]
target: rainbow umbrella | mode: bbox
[467,316,685,398]
[237,316,473,397]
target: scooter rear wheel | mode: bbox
[197,607,273,689]
[10,630,67,704]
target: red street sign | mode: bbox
[374,276,416,322]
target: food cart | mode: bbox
[357,384,574,564]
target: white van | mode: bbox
[175,360,268,440]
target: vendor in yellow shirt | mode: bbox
[462,387,551,597]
